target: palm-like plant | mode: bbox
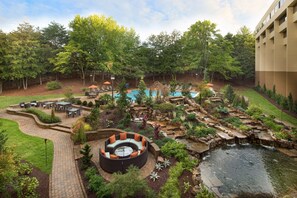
[149,171,160,182]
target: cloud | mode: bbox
[0,0,274,40]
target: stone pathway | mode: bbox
[0,112,86,198]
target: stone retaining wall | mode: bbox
[6,108,59,129]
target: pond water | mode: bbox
[115,89,198,101]
[200,144,297,197]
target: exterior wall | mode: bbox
[255,0,297,100]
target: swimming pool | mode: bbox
[115,89,198,101]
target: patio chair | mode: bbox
[30,101,38,107]
[19,102,25,108]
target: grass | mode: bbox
[237,88,297,127]
[0,118,54,174]
[0,94,64,109]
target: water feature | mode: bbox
[200,144,297,197]
[115,89,198,101]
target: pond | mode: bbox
[115,89,198,101]
[200,144,297,197]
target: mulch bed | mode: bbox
[77,159,97,198]
[145,158,176,193]
[29,166,49,198]
[178,170,196,198]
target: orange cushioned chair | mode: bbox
[120,132,127,140]
[110,154,119,159]
[130,151,138,158]
[109,134,116,144]
[142,138,146,146]
[100,149,105,156]
[134,133,140,141]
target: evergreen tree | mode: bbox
[80,144,93,169]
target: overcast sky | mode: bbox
[0,0,274,41]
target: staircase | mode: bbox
[50,124,72,133]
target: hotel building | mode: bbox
[255,0,297,99]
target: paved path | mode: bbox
[0,112,86,198]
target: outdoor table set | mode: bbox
[66,108,81,118]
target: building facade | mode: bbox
[255,0,297,100]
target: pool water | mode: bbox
[115,89,198,101]
[200,144,297,197]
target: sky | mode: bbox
[0,0,274,41]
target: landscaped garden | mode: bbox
[1,10,297,198]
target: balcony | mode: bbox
[269,31,275,39]
[293,12,297,23]
[283,37,287,46]
[279,21,287,33]
[262,37,267,44]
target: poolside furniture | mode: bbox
[99,132,149,173]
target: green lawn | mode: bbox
[0,94,64,109]
[237,88,297,127]
[0,118,54,174]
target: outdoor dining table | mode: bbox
[55,101,71,112]
[43,101,54,109]
[66,108,81,117]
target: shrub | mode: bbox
[64,87,75,102]
[275,94,283,105]
[149,171,160,182]
[262,117,283,132]
[240,96,249,110]
[153,103,176,113]
[272,85,276,98]
[223,117,242,128]
[154,137,174,148]
[288,93,294,112]
[87,172,111,198]
[88,101,94,107]
[85,167,97,180]
[72,124,86,144]
[82,101,88,106]
[15,176,39,198]
[294,101,297,114]
[186,113,196,121]
[263,84,267,93]
[246,105,263,120]
[76,100,82,105]
[80,144,93,169]
[24,108,61,123]
[46,81,62,90]
[161,141,188,161]
[267,89,273,98]
[281,97,289,110]
[118,113,131,128]
[195,184,215,198]
[216,106,229,115]
[232,95,241,107]
[239,125,251,132]
[223,85,235,102]
[188,126,216,138]
[135,78,147,105]
[98,94,112,105]
[85,107,100,129]
[108,166,154,198]
[274,131,289,140]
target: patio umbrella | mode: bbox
[103,81,111,85]
[88,85,98,89]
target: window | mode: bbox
[283,30,287,38]
[294,4,297,13]
[269,25,274,33]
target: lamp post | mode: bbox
[44,139,48,167]
[111,75,115,102]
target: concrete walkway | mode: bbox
[0,112,86,198]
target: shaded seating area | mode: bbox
[99,132,149,173]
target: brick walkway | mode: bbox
[0,112,86,198]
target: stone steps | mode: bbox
[277,148,297,158]
[216,131,234,141]
[50,126,72,133]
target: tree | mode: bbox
[182,20,218,80]
[226,26,255,80]
[0,30,10,94]
[52,44,91,86]
[40,22,69,82]
[208,35,241,80]
[6,23,41,89]
[117,79,129,114]
[135,78,147,105]
[80,144,93,169]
